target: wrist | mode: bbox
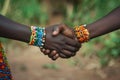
[29,26,46,48]
[74,24,90,43]
[85,24,93,39]
[86,22,100,39]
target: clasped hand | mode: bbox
[41,24,81,60]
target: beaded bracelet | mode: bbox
[74,24,89,43]
[29,26,46,48]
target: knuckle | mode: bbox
[75,47,79,51]
[72,47,76,51]
[75,42,78,46]
[76,48,79,51]
[52,58,56,60]
[72,53,76,56]
[59,53,66,58]
[48,54,52,58]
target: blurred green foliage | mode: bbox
[0,0,48,25]
[0,0,120,66]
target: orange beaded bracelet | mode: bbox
[74,24,89,43]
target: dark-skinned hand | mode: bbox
[41,24,81,60]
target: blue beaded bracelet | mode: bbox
[29,26,46,48]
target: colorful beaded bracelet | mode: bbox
[74,24,89,43]
[0,43,13,79]
[29,26,46,48]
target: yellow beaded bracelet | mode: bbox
[74,24,89,43]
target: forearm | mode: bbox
[86,7,120,39]
[0,15,31,43]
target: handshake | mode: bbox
[29,24,89,60]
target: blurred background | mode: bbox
[0,0,120,80]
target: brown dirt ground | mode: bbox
[4,41,120,80]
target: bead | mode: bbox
[74,24,89,43]
[0,43,13,79]
[29,26,46,47]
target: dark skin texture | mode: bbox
[87,6,120,39]
[41,24,81,60]
[0,15,80,60]
[43,6,120,60]
[44,24,80,60]
[0,15,31,43]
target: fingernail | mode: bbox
[43,49,45,52]
[46,49,50,53]
[53,31,57,35]
[56,54,59,58]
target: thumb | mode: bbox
[52,27,60,36]
[52,24,66,36]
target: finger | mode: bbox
[64,37,81,48]
[52,24,66,36]
[44,49,50,55]
[61,50,73,57]
[59,53,67,58]
[49,50,57,58]
[52,27,60,36]
[52,54,59,60]
[59,51,72,58]
[40,48,45,52]
[71,52,76,56]
[63,45,78,52]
